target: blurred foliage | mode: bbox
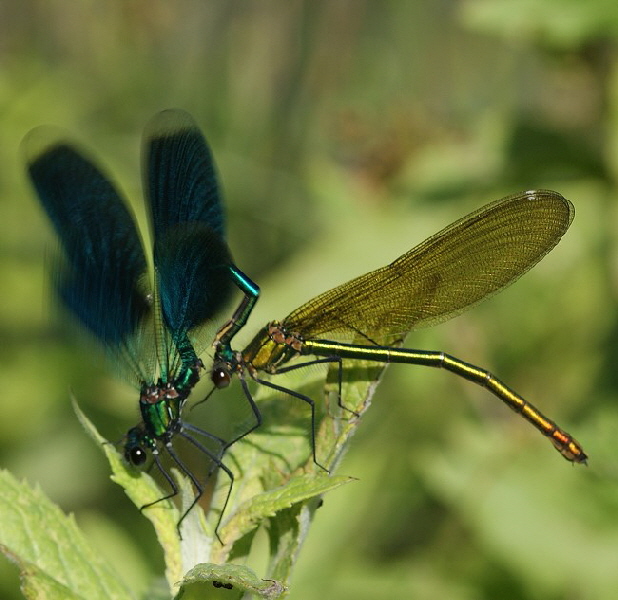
[1,0,618,599]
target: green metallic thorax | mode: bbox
[140,394,182,438]
[139,362,200,438]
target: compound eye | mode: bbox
[127,446,148,466]
[211,366,231,389]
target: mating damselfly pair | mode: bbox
[26,109,586,539]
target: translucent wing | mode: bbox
[283,190,573,346]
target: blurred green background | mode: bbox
[2,1,618,598]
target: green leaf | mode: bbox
[266,502,312,583]
[73,355,383,596]
[215,473,354,557]
[10,560,82,600]
[74,400,183,595]
[179,563,287,599]
[0,470,133,600]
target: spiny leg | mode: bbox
[274,356,359,417]
[182,421,228,450]
[164,440,206,539]
[221,374,263,453]
[140,451,179,509]
[253,375,330,473]
[177,429,235,544]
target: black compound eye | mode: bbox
[127,446,148,466]
[211,366,231,389]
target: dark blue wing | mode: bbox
[27,142,149,347]
[144,110,235,335]
[144,109,225,240]
[155,223,234,338]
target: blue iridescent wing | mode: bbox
[27,141,149,350]
[143,110,235,339]
[144,109,225,239]
[154,224,233,335]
